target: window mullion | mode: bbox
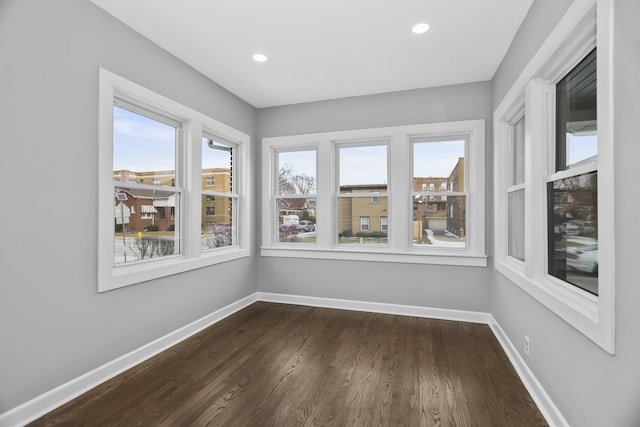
[524,78,549,279]
[184,120,202,259]
[389,134,407,251]
[317,141,333,248]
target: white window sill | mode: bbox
[100,247,250,292]
[495,258,613,353]
[260,247,487,267]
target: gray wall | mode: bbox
[256,82,494,312]
[0,0,257,411]
[491,1,640,426]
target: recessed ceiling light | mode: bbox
[253,53,268,63]
[412,23,430,34]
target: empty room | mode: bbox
[1,0,639,426]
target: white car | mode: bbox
[297,220,315,232]
[566,244,598,274]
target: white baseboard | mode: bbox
[1,291,566,427]
[257,292,492,324]
[489,317,569,427]
[0,293,258,427]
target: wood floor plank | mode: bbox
[29,302,548,427]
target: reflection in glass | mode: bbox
[548,171,598,295]
[413,196,465,248]
[337,196,388,246]
[556,49,597,171]
[508,189,525,261]
[113,105,176,185]
[278,150,316,195]
[113,187,179,265]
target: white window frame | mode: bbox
[493,0,614,353]
[261,120,486,266]
[360,216,370,231]
[98,69,250,292]
[381,217,388,232]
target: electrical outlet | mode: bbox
[524,336,530,357]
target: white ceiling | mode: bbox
[90,0,533,108]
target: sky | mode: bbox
[278,140,466,187]
[114,105,598,182]
[566,133,598,167]
[113,106,231,173]
[113,106,176,172]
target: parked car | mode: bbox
[564,222,581,236]
[213,223,231,233]
[566,244,598,274]
[297,220,315,232]
[280,224,299,234]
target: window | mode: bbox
[548,49,598,295]
[338,143,388,246]
[493,2,614,353]
[262,120,485,266]
[412,139,466,248]
[99,69,250,292]
[112,103,179,263]
[508,115,526,262]
[275,149,317,244]
[201,135,236,250]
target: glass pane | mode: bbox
[276,197,317,244]
[113,105,176,185]
[337,196,388,246]
[508,189,525,261]
[114,187,179,264]
[413,140,465,191]
[278,150,316,195]
[201,195,235,250]
[548,171,598,295]
[202,137,233,193]
[556,49,597,171]
[513,116,525,185]
[413,195,465,248]
[339,145,387,188]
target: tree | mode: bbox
[278,164,315,195]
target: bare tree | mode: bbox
[278,164,315,195]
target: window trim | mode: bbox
[493,0,614,353]
[261,120,486,267]
[98,69,250,292]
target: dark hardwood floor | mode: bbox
[30,302,547,426]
